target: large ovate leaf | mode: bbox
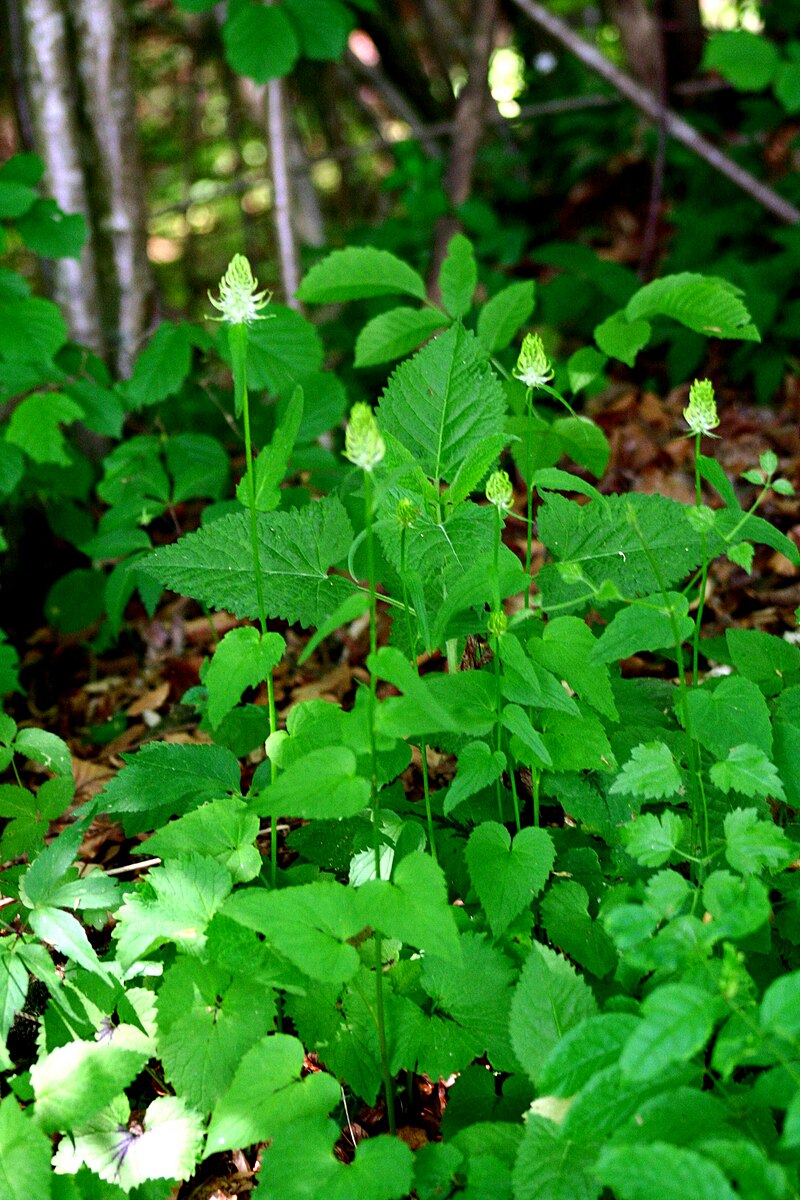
[359,852,461,963]
[99,741,240,817]
[702,29,779,91]
[140,796,261,883]
[0,1096,53,1200]
[31,1039,147,1132]
[255,1119,413,1200]
[724,807,794,874]
[595,1143,738,1200]
[205,1034,340,1155]
[298,246,426,303]
[541,880,617,978]
[476,280,536,353]
[466,822,555,938]
[204,626,286,727]
[143,496,357,627]
[376,324,506,485]
[510,943,596,1084]
[514,1117,601,1200]
[0,296,67,362]
[591,593,693,663]
[537,492,703,612]
[438,234,477,319]
[6,391,83,466]
[251,745,371,819]
[283,0,354,60]
[126,322,202,407]
[625,273,760,341]
[53,1093,204,1193]
[223,1,300,82]
[236,385,304,512]
[621,983,717,1080]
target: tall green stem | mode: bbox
[524,386,534,609]
[400,527,437,861]
[363,470,396,1135]
[691,430,709,688]
[230,322,279,889]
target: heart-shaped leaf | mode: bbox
[466,822,555,937]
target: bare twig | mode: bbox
[509,0,800,225]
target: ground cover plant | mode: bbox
[0,225,799,1200]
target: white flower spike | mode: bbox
[514,332,554,390]
[683,378,720,438]
[344,403,385,472]
[209,254,272,325]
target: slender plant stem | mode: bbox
[230,321,279,889]
[524,386,534,609]
[692,430,708,687]
[400,527,438,861]
[363,470,396,1136]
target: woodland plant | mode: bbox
[2,242,800,1200]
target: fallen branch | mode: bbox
[509,0,800,224]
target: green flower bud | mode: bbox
[486,469,513,511]
[487,610,507,637]
[513,332,554,389]
[683,378,719,437]
[344,403,385,472]
[208,254,271,325]
[396,498,417,528]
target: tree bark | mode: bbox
[266,77,302,311]
[430,0,497,291]
[12,0,106,356]
[71,0,152,378]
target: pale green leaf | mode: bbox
[594,311,651,366]
[541,880,617,978]
[476,280,536,354]
[297,246,426,303]
[684,676,772,759]
[621,810,686,866]
[702,29,779,91]
[724,807,794,874]
[760,971,800,1042]
[6,391,83,466]
[140,796,261,883]
[256,1119,413,1200]
[359,851,461,962]
[567,346,607,392]
[591,593,693,663]
[29,907,111,980]
[283,0,354,60]
[610,742,682,802]
[236,386,303,512]
[625,272,760,341]
[251,745,371,819]
[0,296,67,363]
[444,741,506,814]
[595,1143,737,1200]
[126,322,199,407]
[354,307,446,368]
[703,870,770,940]
[204,626,286,727]
[0,1096,53,1200]
[529,617,617,721]
[711,744,786,802]
[438,235,477,319]
[32,1038,147,1132]
[539,1012,639,1097]
[514,1117,601,1200]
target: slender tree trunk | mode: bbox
[71,0,152,377]
[430,0,497,290]
[11,0,106,356]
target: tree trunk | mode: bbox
[71,0,153,377]
[11,0,106,357]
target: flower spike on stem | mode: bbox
[514,332,553,390]
[684,378,720,438]
[208,254,272,326]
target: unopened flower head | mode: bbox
[396,498,417,529]
[209,254,271,325]
[487,610,508,637]
[684,378,719,437]
[486,469,513,511]
[344,403,385,472]
[514,333,553,389]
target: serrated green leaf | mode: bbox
[502,703,552,767]
[529,617,617,721]
[234,307,322,392]
[445,741,506,814]
[236,385,303,511]
[100,741,240,818]
[0,296,67,362]
[143,496,357,628]
[703,870,771,940]
[621,810,686,867]
[53,1093,204,1192]
[611,742,682,802]
[256,1119,413,1200]
[31,1038,147,1132]
[592,593,693,664]
[510,943,597,1084]
[14,727,72,779]
[514,1116,601,1200]
[126,322,199,407]
[476,280,536,354]
[223,1,299,81]
[760,971,800,1042]
[443,432,509,507]
[157,956,276,1112]
[711,744,786,802]
[223,880,364,981]
[204,626,285,727]
[466,822,554,938]
[537,492,703,612]
[360,852,461,962]
[252,745,371,820]
[298,246,426,303]
[684,676,771,759]
[283,0,354,60]
[205,1034,340,1155]
[29,907,111,980]
[621,983,717,1080]
[376,325,505,485]
[113,854,233,968]
[541,880,617,978]
[166,432,229,503]
[724,807,794,874]
[16,198,86,258]
[539,1012,639,1097]
[6,391,83,466]
[438,234,476,319]
[726,627,800,693]
[0,1095,53,1200]
[567,346,607,392]
[141,796,261,883]
[595,1143,737,1200]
